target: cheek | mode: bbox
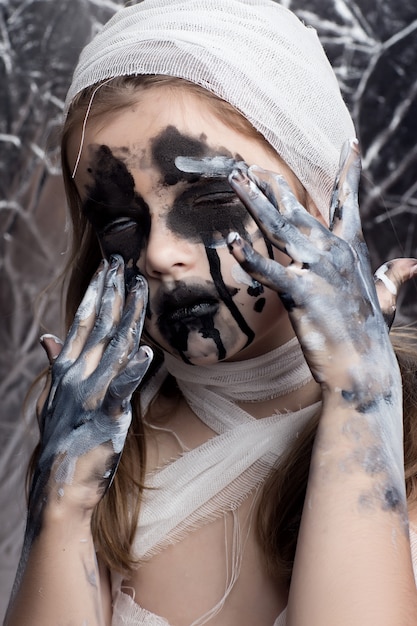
[225,236,291,334]
[80,143,152,285]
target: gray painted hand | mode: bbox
[227,141,401,406]
[27,255,152,544]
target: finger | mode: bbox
[227,232,298,307]
[81,255,125,375]
[40,334,64,363]
[175,155,248,178]
[329,139,362,244]
[250,165,341,258]
[36,369,52,420]
[35,334,64,418]
[37,335,63,418]
[374,258,417,329]
[125,275,149,356]
[229,169,321,266]
[58,258,108,365]
[87,275,149,393]
[103,345,153,417]
[249,166,328,235]
[105,274,148,363]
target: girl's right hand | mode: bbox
[31,254,152,520]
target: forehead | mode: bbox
[70,89,246,198]
[72,88,231,166]
[69,85,299,201]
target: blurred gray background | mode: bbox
[1,0,417,618]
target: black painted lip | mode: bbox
[166,300,219,323]
[156,284,220,325]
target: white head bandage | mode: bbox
[65,0,356,216]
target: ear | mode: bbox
[305,194,327,227]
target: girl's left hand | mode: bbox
[227,140,417,404]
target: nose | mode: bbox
[144,217,198,280]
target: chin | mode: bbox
[183,347,226,366]
[186,351,235,366]
[184,339,248,366]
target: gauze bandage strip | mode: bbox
[64,0,356,217]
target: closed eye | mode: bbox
[101,217,137,235]
[193,192,240,207]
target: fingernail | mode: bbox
[141,345,153,360]
[227,232,241,248]
[130,274,147,292]
[227,231,240,243]
[109,254,122,269]
[39,334,63,361]
[40,333,63,346]
[229,169,247,183]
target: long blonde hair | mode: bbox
[59,75,417,583]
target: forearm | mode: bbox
[287,394,417,626]
[5,504,104,626]
[4,260,151,625]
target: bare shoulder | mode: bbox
[97,554,112,626]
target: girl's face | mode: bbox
[69,87,313,365]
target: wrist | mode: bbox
[45,475,104,521]
[34,447,116,521]
[42,489,95,530]
[320,360,401,415]
[321,384,397,416]
[317,377,405,481]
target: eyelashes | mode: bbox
[100,217,140,235]
[98,220,149,263]
[192,191,241,208]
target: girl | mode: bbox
[6,1,417,624]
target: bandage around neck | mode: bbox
[64,0,356,217]
[135,337,320,564]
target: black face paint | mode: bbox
[151,126,209,186]
[206,247,255,348]
[254,298,266,313]
[82,145,151,286]
[247,283,264,298]
[155,281,228,362]
[81,130,257,361]
[167,179,252,247]
[150,127,254,247]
